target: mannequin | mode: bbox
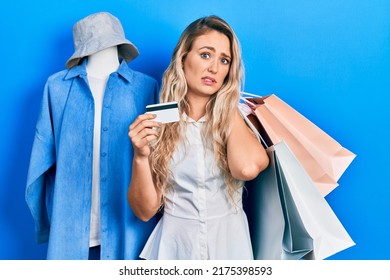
[86,46,120,79]
[25,11,158,260]
[86,46,120,253]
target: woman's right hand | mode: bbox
[128,114,161,158]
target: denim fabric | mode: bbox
[25,59,158,259]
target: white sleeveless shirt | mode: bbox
[140,115,253,260]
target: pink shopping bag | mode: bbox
[241,93,356,196]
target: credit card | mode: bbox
[145,101,180,123]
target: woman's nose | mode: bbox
[207,60,218,73]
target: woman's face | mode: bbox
[183,30,231,100]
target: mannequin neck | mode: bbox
[86,46,120,79]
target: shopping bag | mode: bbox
[245,141,355,260]
[240,108,355,259]
[245,144,313,260]
[241,93,356,196]
[276,140,355,259]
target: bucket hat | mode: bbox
[66,12,139,69]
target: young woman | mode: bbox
[127,15,269,260]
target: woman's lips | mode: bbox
[202,76,216,85]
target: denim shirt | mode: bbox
[25,59,158,259]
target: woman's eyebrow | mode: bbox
[199,46,231,59]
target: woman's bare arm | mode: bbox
[227,108,269,181]
[127,114,162,221]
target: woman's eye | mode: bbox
[200,52,210,59]
[221,58,230,65]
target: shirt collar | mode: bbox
[64,59,133,82]
[182,112,207,123]
[116,59,134,82]
[64,59,87,79]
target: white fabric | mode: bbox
[140,116,253,260]
[88,75,107,247]
[86,47,118,249]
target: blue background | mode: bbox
[1,0,389,260]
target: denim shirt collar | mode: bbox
[64,59,133,82]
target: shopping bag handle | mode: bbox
[240,92,266,107]
[238,102,269,148]
[239,96,256,107]
[241,91,263,98]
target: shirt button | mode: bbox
[103,127,108,131]
[101,177,107,182]
[101,152,107,157]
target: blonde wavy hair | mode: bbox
[150,15,245,205]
